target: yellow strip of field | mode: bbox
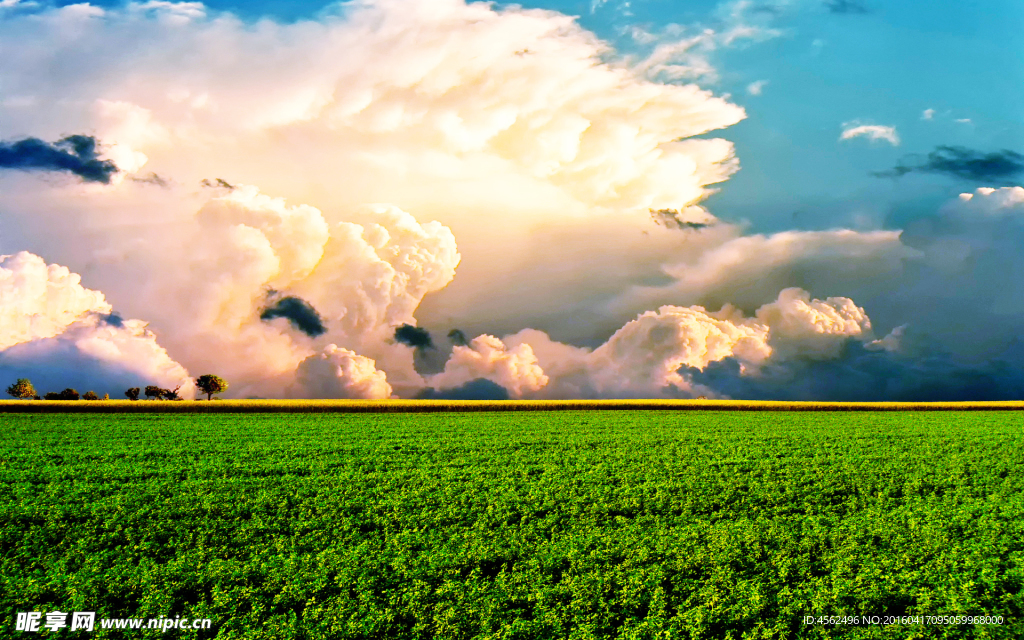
[2,399,1024,412]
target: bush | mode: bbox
[59,388,80,400]
[83,391,99,401]
[125,387,140,401]
[43,392,62,400]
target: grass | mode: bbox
[2,399,1024,412]
[1,411,1022,639]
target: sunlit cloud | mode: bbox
[840,122,900,146]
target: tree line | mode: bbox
[5,375,228,401]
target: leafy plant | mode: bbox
[1,411,1021,639]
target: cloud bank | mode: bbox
[427,288,875,398]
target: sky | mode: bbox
[1,0,1022,400]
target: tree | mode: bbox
[102,393,110,400]
[194,374,228,401]
[144,385,165,400]
[162,385,182,401]
[6,378,35,400]
[83,391,99,401]
[125,387,140,401]
[59,388,80,400]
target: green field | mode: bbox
[4,399,1024,413]
[1,411,1022,639]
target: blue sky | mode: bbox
[572,0,1024,231]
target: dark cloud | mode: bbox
[650,209,710,230]
[129,172,170,187]
[102,313,124,327]
[865,191,1024,363]
[874,146,1024,183]
[448,329,469,346]
[416,378,510,400]
[825,0,869,14]
[259,296,327,337]
[201,178,236,189]
[0,135,118,183]
[394,324,434,349]
[686,339,1024,402]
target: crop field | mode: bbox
[1,411,1022,639]
[4,399,1024,413]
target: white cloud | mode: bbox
[289,344,393,399]
[129,1,206,22]
[839,122,900,146]
[630,0,784,83]
[0,251,110,350]
[865,324,904,352]
[746,79,768,95]
[953,187,1024,215]
[921,108,935,120]
[429,334,548,398]
[753,287,871,360]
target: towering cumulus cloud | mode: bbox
[128,190,460,398]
